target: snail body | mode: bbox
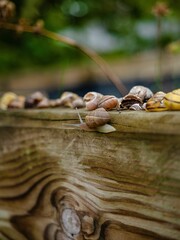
[65,108,116,133]
[163,89,180,111]
[70,122,116,133]
[95,123,116,133]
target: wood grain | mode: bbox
[0,109,180,240]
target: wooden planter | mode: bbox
[0,109,180,240]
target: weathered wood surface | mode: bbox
[0,109,180,240]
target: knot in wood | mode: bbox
[82,215,95,235]
[61,208,81,237]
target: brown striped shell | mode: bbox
[98,95,119,110]
[83,92,103,111]
[85,108,110,129]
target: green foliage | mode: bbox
[0,0,180,73]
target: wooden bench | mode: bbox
[0,109,180,240]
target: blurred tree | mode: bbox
[0,0,180,73]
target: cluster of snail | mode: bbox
[0,86,180,133]
[145,89,180,111]
[0,91,85,110]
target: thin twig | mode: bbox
[0,21,128,95]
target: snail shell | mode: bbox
[129,103,143,111]
[85,108,110,129]
[8,95,25,109]
[163,89,180,111]
[59,91,78,101]
[37,98,50,108]
[71,98,85,108]
[65,107,116,133]
[0,92,17,110]
[98,95,119,110]
[59,91,84,108]
[146,91,168,111]
[120,94,142,109]
[83,92,103,111]
[129,85,153,102]
[25,91,45,108]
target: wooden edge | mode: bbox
[0,109,180,135]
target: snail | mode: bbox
[85,107,111,128]
[59,91,85,109]
[120,94,143,109]
[120,85,153,109]
[129,85,153,102]
[163,89,180,111]
[129,103,143,111]
[83,92,103,110]
[97,95,119,110]
[0,92,17,110]
[36,97,50,108]
[24,91,45,108]
[49,98,63,108]
[8,95,25,109]
[71,98,85,109]
[65,108,116,133]
[146,91,168,112]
